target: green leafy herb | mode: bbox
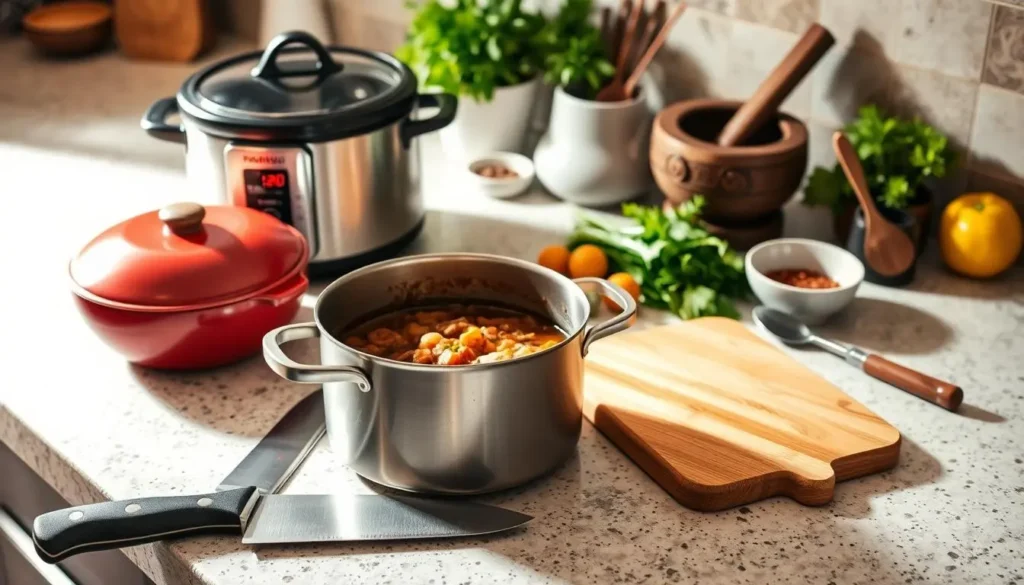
[397,0,613,102]
[396,0,546,102]
[568,197,750,320]
[535,0,615,98]
[803,104,956,212]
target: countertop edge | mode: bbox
[0,404,202,585]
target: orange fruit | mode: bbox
[603,272,641,311]
[568,244,608,278]
[537,244,571,274]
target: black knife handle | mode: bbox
[32,487,257,564]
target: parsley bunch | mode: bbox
[804,105,956,213]
[536,0,615,98]
[568,197,750,320]
[398,0,614,102]
[396,0,546,102]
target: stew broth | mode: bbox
[340,304,566,366]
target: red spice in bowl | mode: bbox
[764,269,839,289]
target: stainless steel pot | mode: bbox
[263,254,637,494]
[141,31,456,276]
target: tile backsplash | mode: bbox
[225,0,1024,218]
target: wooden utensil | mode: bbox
[583,318,901,511]
[599,7,613,57]
[716,23,834,147]
[115,0,215,62]
[628,0,665,76]
[621,0,687,100]
[609,0,630,64]
[833,132,916,277]
[597,0,646,102]
[754,306,964,412]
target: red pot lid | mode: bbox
[70,203,308,310]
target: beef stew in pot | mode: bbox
[340,304,566,365]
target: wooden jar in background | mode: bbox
[115,0,215,62]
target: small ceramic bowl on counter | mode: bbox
[745,238,864,325]
[22,1,112,56]
[465,152,535,199]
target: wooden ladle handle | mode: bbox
[863,355,964,412]
[717,23,834,147]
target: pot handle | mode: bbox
[141,97,185,144]
[263,323,371,391]
[575,277,638,357]
[401,93,458,148]
[253,274,309,307]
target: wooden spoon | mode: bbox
[716,23,834,147]
[621,1,687,100]
[599,7,613,56]
[628,0,665,77]
[597,0,646,102]
[609,0,630,63]
[832,132,916,277]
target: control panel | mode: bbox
[224,144,316,255]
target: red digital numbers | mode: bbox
[260,172,287,189]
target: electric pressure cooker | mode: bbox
[141,31,457,275]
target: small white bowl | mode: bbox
[465,152,535,199]
[745,238,865,325]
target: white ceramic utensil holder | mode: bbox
[533,86,653,207]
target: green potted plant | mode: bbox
[536,0,615,100]
[803,105,956,250]
[533,0,655,206]
[396,0,546,161]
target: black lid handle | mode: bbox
[251,31,342,81]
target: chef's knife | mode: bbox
[34,489,533,563]
[217,388,326,494]
[31,388,327,562]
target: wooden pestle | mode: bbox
[716,23,834,147]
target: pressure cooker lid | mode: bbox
[181,31,416,137]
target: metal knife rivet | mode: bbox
[125,503,141,514]
[68,511,84,521]
[197,497,213,507]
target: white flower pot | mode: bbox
[439,78,539,162]
[533,87,654,207]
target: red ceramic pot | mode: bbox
[69,203,309,369]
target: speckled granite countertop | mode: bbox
[0,39,1022,585]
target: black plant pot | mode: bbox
[846,207,918,287]
[833,185,932,256]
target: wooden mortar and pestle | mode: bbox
[652,23,834,249]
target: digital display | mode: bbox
[260,172,287,189]
[243,169,292,224]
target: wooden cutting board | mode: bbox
[583,317,901,511]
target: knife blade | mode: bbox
[31,389,327,563]
[33,489,532,563]
[217,389,326,494]
[242,493,532,544]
